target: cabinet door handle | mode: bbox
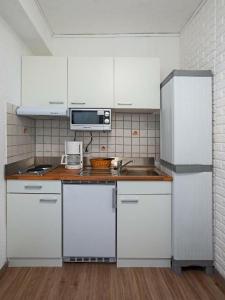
[24,185,42,190]
[121,200,139,204]
[117,102,133,106]
[40,198,57,203]
[49,101,64,104]
[70,102,86,105]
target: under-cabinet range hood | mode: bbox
[16,107,68,117]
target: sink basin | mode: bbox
[121,166,160,176]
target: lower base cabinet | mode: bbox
[7,180,62,266]
[6,179,171,268]
[117,181,171,267]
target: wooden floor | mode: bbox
[0,264,225,300]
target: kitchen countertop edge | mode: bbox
[5,166,173,182]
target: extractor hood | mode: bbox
[16,107,68,117]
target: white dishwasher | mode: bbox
[63,182,116,262]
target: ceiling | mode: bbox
[36,0,203,35]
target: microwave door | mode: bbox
[70,109,111,131]
[72,111,104,123]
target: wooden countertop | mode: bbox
[6,166,172,182]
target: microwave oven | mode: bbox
[70,109,111,131]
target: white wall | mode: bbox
[180,0,225,278]
[52,35,180,81]
[0,0,52,55]
[18,0,53,53]
[0,15,32,269]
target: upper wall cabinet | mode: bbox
[114,57,160,109]
[21,56,160,110]
[68,57,114,108]
[22,57,67,107]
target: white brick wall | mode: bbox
[180,0,225,278]
[180,0,216,71]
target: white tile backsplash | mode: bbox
[34,112,160,160]
[7,103,35,164]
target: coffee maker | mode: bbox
[61,141,83,170]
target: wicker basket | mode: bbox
[90,158,113,169]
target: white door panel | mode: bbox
[160,78,174,163]
[173,76,212,165]
[172,172,213,260]
[7,194,61,258]
[160,75,212,165]
[68,57,114,108]
[22,56,67,107]
[63,184,116,257]
[114,57,160,109]
[117,194,171,258]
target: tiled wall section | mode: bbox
[35,112,160,160]
[7,103,35,163]
[180,0,225,278]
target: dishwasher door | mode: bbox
[63,183,116,260]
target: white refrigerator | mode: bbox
[63,183,116,262]
[160,70,213,274]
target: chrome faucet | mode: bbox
[118,160,134,174]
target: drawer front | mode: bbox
[117,181,171,195]
[7,180,61,194]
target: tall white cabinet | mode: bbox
[160,73,212,165]
[22,56,67,107]
[68,57,114,108]
[160,70,213,274]
[114,57,160,109]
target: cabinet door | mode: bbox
[173,76,212,165]
[7,194,61,258]
[117,194,171,258]
[63,184,115,258]
[22,56,67,107]
[114,57,160,109]
[68,57,114,108]
[160,78,174,163]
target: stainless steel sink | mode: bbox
[80,167,118,176]
[120,166,160,176]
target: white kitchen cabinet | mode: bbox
[160,78,174,164]
[21,56,160,110]
[114,57,160,109]
[22,56,67,107]
[117,181,171,267]
[117,194,171,258]
[7,180,61,194]
[7,180,62,267]
[7,193,62,259]
[68,57,114,108]
[161,75,212,165]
